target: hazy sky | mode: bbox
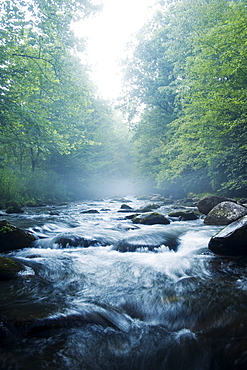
[74,0,157,100]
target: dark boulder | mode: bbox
[204,201,247,225]
[52,233,108,248]
[118,204,134,213]
[80,209,99,214]
[113,231,178,252]
[0,257,24,279]
[132,212,170,225]
[168,210,198,221]
[208,215,247,256]
[0,220,36,252]
[197,195,236,215]
[120,204,133,210]
[6,205,24,214]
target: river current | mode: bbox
[1,197,247,369]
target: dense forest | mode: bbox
[121,0,247,198]
[0,0,132,204]
[0,0,246,206]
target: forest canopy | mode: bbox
[121,0,247,197]
[0,0,132,204]
[0,0,246,205]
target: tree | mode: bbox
[122,0,247,196]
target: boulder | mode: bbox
[197,195,236,215]
[208,215,247,256]
[6,205,24,214]
[52,233,105,248]
[168,210,198,221]
[113,231,178,252]
[118,204,134,213]
[120,204,133,210]
[80,209,99,214]
[132,212,170,225]
[0,257,24,279]
[0,220,36,252]
[204,201,247,225]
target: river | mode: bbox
[1,197,247,369]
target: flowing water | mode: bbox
[1,197,247,369]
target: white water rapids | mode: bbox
[1,197,247,369]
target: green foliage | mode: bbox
[0,0,134,202]
[122,0,247,197]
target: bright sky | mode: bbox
[73,0,157,100]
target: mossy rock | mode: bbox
[0,220,36,252]
[132,212,170,225]
[0,257,24,280]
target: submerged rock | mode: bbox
[132,212,170,225]
[52,233,108,248]
[204,201,247,225]
[208,215,247,256]
[0,257,24,279]
[0,220,36,252]
[113,231,178,252]
[197,195,235,215]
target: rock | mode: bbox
[168,210,198,221]
[80,209,99,214]
[113,231,178,252]
[197,195,236,215]
[204,201,247,225]
[132,212,170,225]
[134,204,160,213]
[49,211,60,216]
[52,234,106,248]
[6,205,24,214]
[0,221,36,252]
[208,215,247,256]
[118,204,134,213]
[120,204,133,210]
[0,257,24,279]
[150,195,164,202]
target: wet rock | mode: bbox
[49,211,60,216]
[52,234,106,248]
[113,231,178,252]
[120,204,133,210]
[204,201,247,225]
[197,195,236,215]
[80,209,99,214]
[134,204,160,213]
[124,214,139,220]
[118,204,134,213]
[0,257,24,279]
[208,215,247,256]
[168,210,199,221]
[6,205,24,214]
[132,212,170,225]
[0,220,36,252]
[0,308,132,341]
